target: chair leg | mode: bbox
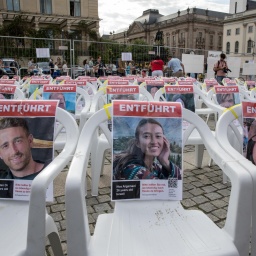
[195,144,204,168]
[48,232,64,256]
[90,141,100,196]
[205,114,210,124]
[208,158,214,167]
[46,214,64,256]
[223,172,228,184]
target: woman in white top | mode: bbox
[62,60,68,75]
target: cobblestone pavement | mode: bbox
[45,143,232,256]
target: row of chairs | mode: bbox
[0,75,255,255]
[64,103,254,256]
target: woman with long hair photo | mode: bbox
[113,118,181,180]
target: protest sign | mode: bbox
[0,100,58,201]
[112,100,183,201]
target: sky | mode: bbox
[98,0,230,36]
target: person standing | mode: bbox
[94,56,105,77]
[28,58,36,76]
[150,55,164,77]
[62,60,68,76]
[213,53,229,85]
[49,59,54,77]
[167,55,185,78]
[83,59,90,76]
[88,57,94,76]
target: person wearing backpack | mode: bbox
[213,53,229,85]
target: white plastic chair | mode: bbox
[215,103,256,256]
[14,86,26,99]
[65,105,252,256]
[0,107,79,256]
[154,86,223,168]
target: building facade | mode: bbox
[109,8,229,59]
[0,0,100,37]
[223,0,256,63]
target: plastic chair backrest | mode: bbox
[65,105,252,256]
[216,104,256,256]
[0,107,79,256]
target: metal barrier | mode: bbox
[0,35,252,79]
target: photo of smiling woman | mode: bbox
[113,118,181,180]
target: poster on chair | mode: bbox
[214,86,240,108]
[242,101,256,165]
[0,85,16,99]
[106,85,140,103]
[111,100,183,201]
[28,79,50,98]
[165,85,195,112]
[0,100,58,201]
[42,84,77,115]
[145,80,164,99]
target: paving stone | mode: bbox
[206,213,220,223]
[89,224,95,235]
[98,194,111,203]
[198,202,217,213]
[212,209,227,219]
[50,212,63,222]
[191,181,204,188]
[50,203,65,213]
[204,192,222,200]
[211,200,228,208]
[60,220,66,230]
[191,169,205,175]
[56,196,65,203]
[217,189,231,197]
[88,214,95,224]
[216,220,226,228]
[190,188,204,196]
[202,185,217,193]
[93,203,112,213]
[87,205,95,214]
[212,182,227,189]
[181,199,196,208]
[191,195,208,204]
[204,172,218,178]
[182,191,194,199]
[183,183,196,190]
[87,197,99,206]
[186,176,199,182]
[59,230,67,243]
[99,187,111,194]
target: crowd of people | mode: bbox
[0,53,235,82]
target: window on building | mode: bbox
[226,42,230,54]
[227,29,231,36]
[6,0,20,11]
[166,36,170,46]
[235,28,240,35]
[218,36,222,45]
[198,32,202,38]
[70,0,81,17]
[247,39,254,53]
[40,0,52,14]
[234,41,239,53]
[209,35,213,45]
[248,26,253,33]
[173,35,175,44]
